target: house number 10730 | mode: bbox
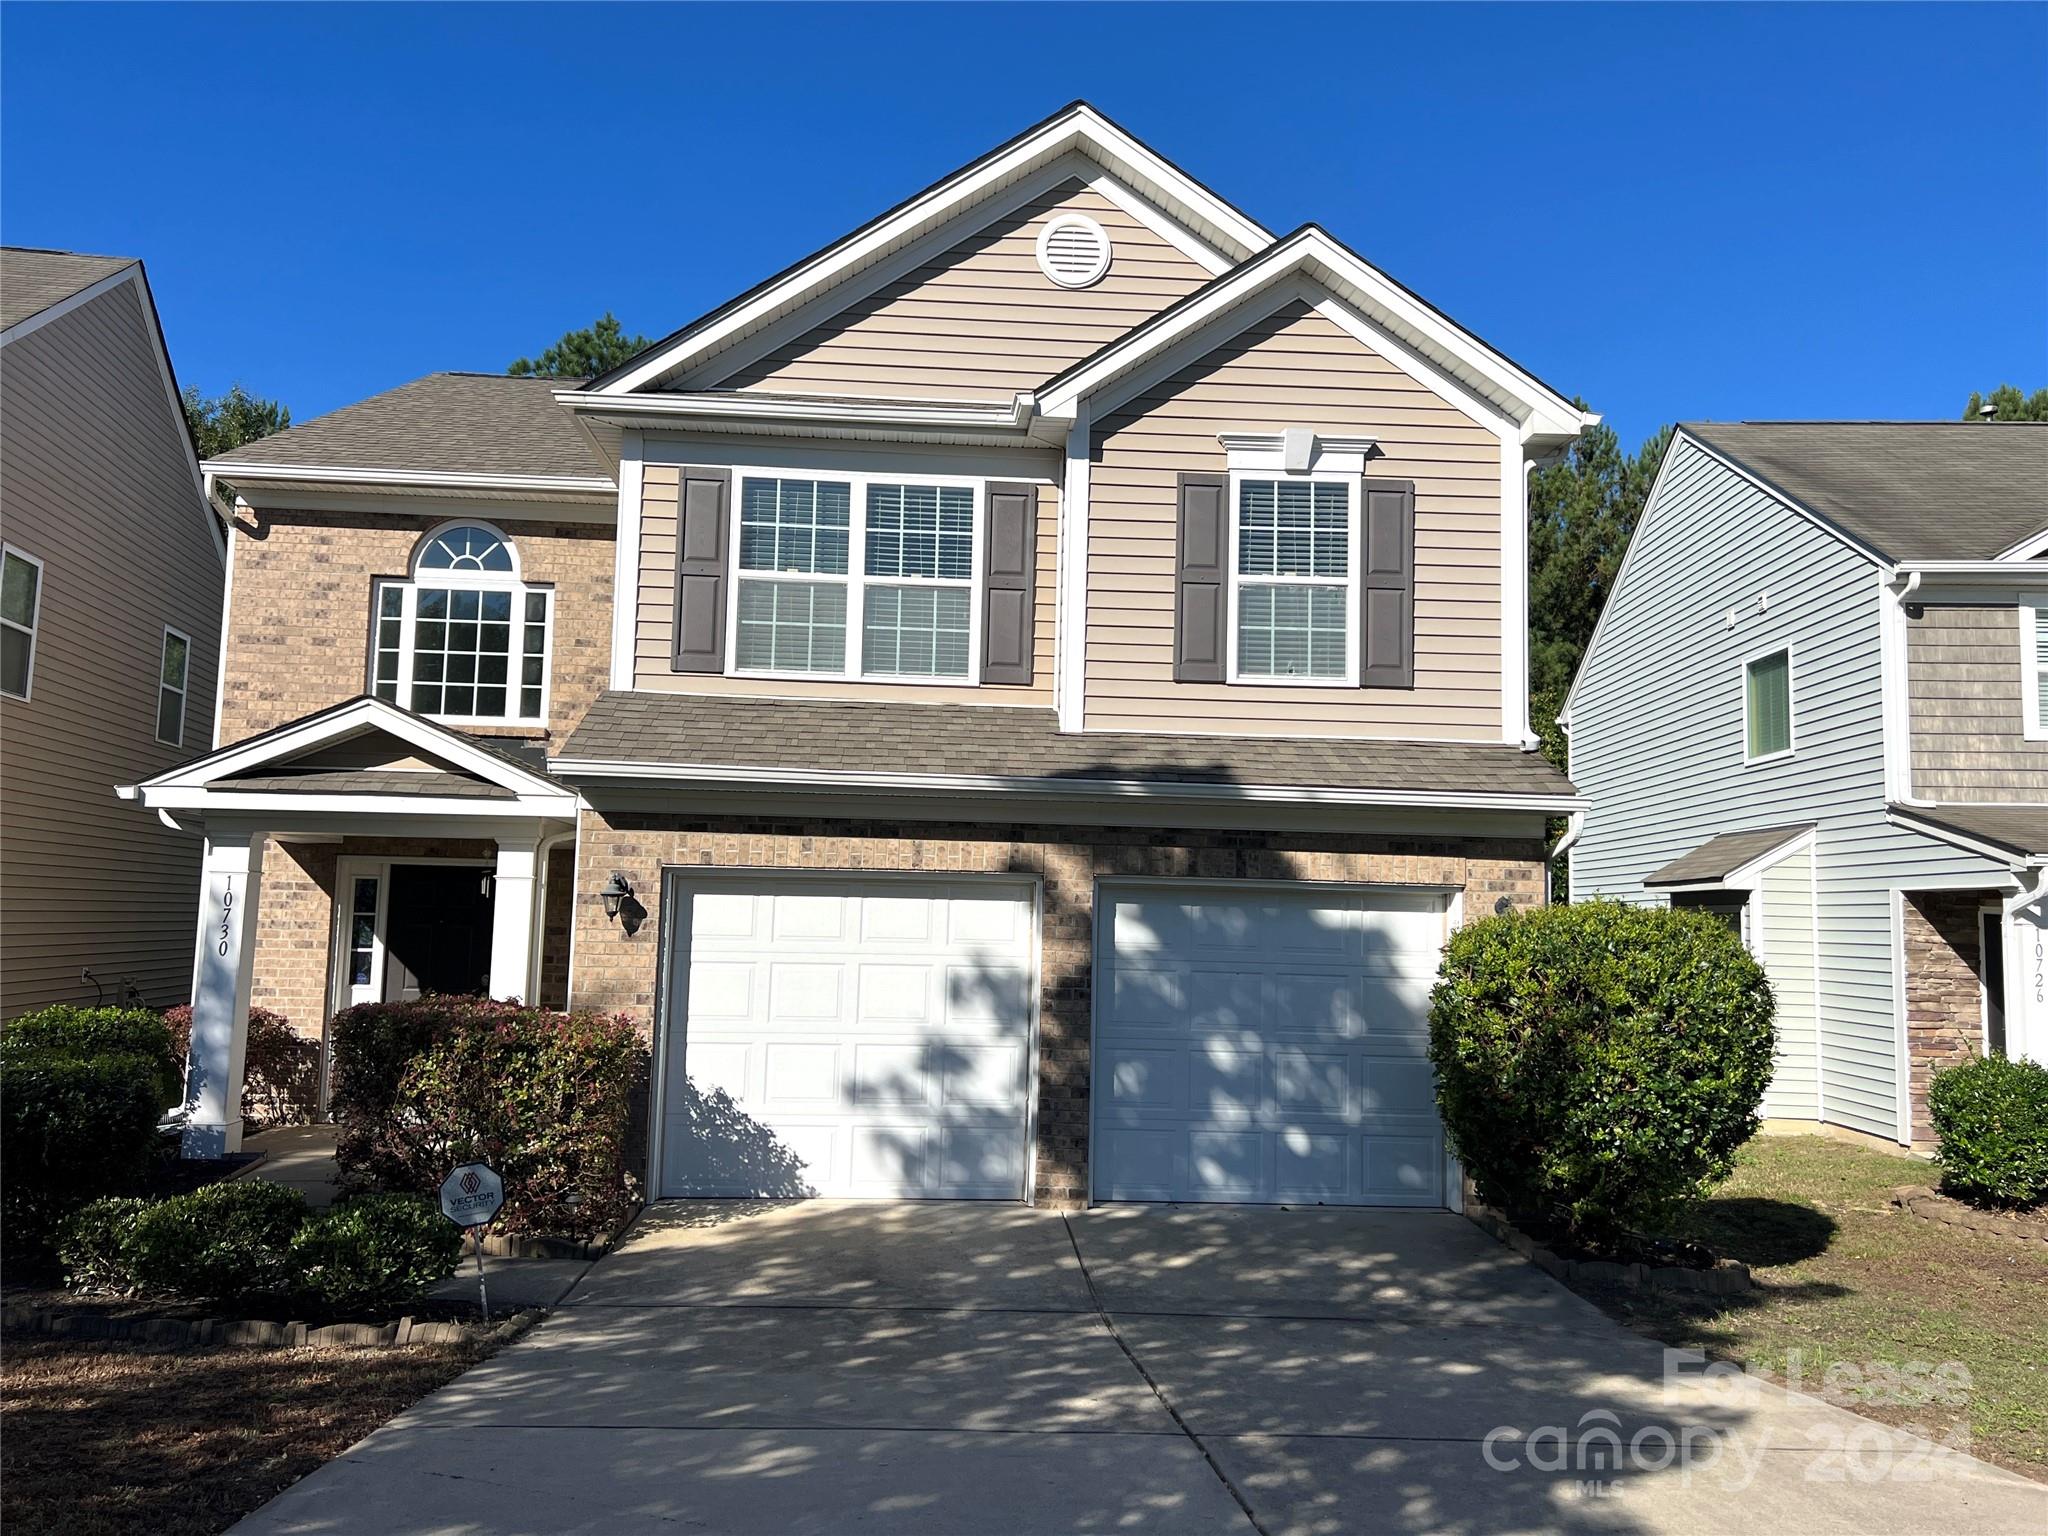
[217,882,235,957]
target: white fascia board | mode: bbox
[557,388,1038,434]
[1992,527,2048,561]
[135,787,579,819]
[610,430,643,691]
[136,696,563,798]
[1892,560,2048,587]
[1887,807,2044,872]
[547,756,1585,815]
[203,461,616,495]
[589,111,1273,398]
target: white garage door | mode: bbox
[1094,885,1449,1206]
[659,877,1035,1199]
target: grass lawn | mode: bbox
[1571,1134,2048,1480]
[0,1333,486,1536]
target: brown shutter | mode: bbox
[671,467,731,673]
[1174,472,1228,682]
[980,481,1037,685]
[1360,479,1415,689]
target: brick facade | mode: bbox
[1902,889,1996,1146]
[569,807,1547,1208]
[219,507,613,754]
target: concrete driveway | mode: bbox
[235,1201,2045,1535]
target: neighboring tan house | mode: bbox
[129,104,1596,1209]
[1,248,224,1018]
[1565,421,2048,1150]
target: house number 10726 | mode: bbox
[217,882,235,957]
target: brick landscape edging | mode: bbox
[1890,1185,2048,1245]
[477,1199,643,1260]
[1465,1206,1754,1295]
[1,1299,546,1350]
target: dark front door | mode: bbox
[382,863,495,1001]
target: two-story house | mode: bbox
[1566,421,2048,1151]
[129,104,1595,1208]
[1,248,225,1018]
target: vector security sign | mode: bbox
[438,1162,505,1228]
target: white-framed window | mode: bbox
[1744,646,1794,762]
[156,626,191,745]
[2021,602,2048,742]
[1227,473,1359,684]
[369,521,552,725]
[728,470,983,683]
[1,544,45,701]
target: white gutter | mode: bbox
[553,388,1042,434]
[201,461,616,495]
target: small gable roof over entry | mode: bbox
[1643,824,1814,888]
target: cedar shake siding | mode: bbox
[1087,300,1503,738]
[715,180,1214,401]
[218,508,613,753]
[0,275,223,1017]
[632,462,1059,706]
[1907,603,2048,799]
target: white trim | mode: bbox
[1501,434,1534,748]
[1889,889,1911,1145]
[1880,569,1919,802]
[156,623,193,747]
[1217,431,1378,476]
[1741,643,1796,764]
[1082,169,1233,275]
[566,388,1039,435]
[225,486,617,522]
[0,542,46,701]
[211,514,238,749]
[138,788,578,819]
[202,461,616,495]
[1992,528,2048,562]
[550,755,1584,814]
[1887,805,2045,872]
[2020,600,2048,742]
[1224,468,1361,687]
[0,262,139,347]
[1057,404,1090,732]
[1978,903,2007,1057]
[1035,212,1113,289]
[611,430,644,691]
[369,526,555,729]
[1649,825,1816,897]
[1898,558,2048,581]
[591,110,1273,397]
[640,434,1057,483]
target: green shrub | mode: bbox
[164,1005,320,1129]
[128,1180,308,1309]
[329,998,645,1240]
[289,1194,463,1312]
[1928,1055,2048,1208]
[6,1005,180,1107]
[1428,901,1776,1248]
[59,1196,151,1293]
[0,1044,167,1267]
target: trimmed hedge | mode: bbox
[164,1005,321,1129]
[6,1005,181,1107]
[291,1195,464,1312]
[1428,901,1776,1248]
[329,998,645,1241]
[1928,1055,2048,1208]
[129,1180,309,1309]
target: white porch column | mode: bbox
[2007,883,2048,1066]
[489,835,542,1002]
[184,827,264,1157]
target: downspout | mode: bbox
[1548,808,1585,903]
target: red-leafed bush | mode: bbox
[164,1005,321,1130]
[327,997,645,1240]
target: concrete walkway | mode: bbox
[232,1201,2047,1536]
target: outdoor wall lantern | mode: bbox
[600,872,645,936]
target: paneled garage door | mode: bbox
[659,877,1035,1199]
[1094,885,1449,1206]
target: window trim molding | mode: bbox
[1742,643,1796,764]
[2020,601,2048,743]
[1224,468,1362,688]
[720,464,987,687]
[410,518,524,582]
[156,624,192,747]
[0,543,44,702]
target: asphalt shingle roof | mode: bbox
[555,691,1576,799]
[209,373,611,483]
[1901,805,2048,861]
[1,247,134,331]
[221,769,515,800]
[1683,422,2048,563]
[1642,824,1814,887]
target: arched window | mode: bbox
[370,522,552,724]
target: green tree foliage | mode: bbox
[507,313,652,379]
[182,384,290,459]
[1962,384,2048,422]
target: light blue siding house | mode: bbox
[1564,422,2048,1148]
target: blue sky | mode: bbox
[4,2,2043,447]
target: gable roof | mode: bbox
[1683,421,2048,563]
[578,101,1275,398]
[206,372,614,489]
[1,247,135,331]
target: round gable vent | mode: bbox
[1035,214,1113,289]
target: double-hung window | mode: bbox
[2023,603,2048,742]
[730,472,980,681]
[1,544,44,700]
[1231,477,1355,682]
[156,627,190,745]
[1744,647,1793,761]
[371,522,552,725]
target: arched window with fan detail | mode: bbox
[369,522,552,724]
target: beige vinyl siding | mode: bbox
[717,181,1213,401]
[1759,846,1820,1120]
[633,463,1058,706]
[1085,300,1502,738]
[0,281,224,1017]
[1907,604,2048,799]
